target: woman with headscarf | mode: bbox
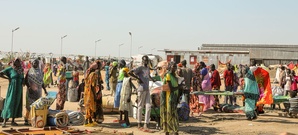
[84,61,99,125]
[192,63,202,92]
[56,57,67,110]
[0,58,24,127]
[243,66,259,120]
[198,61,214,112]
[23,59,48,125]
[189,63,202,115]
[43,63,52,88]
[93,60,104,124]
[160,61,179,135]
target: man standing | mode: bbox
[180,60,193,104]
[83,56,90,78]
[129,55,154,132]
[223,63,234,105]
[210,64,221,108]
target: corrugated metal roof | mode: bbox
[202,44,298,48]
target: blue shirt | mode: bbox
[133,66,150,91]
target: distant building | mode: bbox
[161,44,298,68]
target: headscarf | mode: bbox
[122,67,129,73]
[28,59,43,86]
[12,58,24,74]
[85,62,98,78]
[177,63,183,68]
[112,61,118,67]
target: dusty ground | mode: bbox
[0,70,297,135]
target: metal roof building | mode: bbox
[161,44,298,68]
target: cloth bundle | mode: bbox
[54,112,69,127]
[272,86,284,96]
[47,110,69,127]
[67,111,85,126]
[289,98,298,113]
[68,80,78,102]
[31,97,56,110]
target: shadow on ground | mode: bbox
[179,125,223,135]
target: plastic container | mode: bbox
[30,106,48,128]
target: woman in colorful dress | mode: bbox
[0,58,24,127]
[43,63,52,88]
[23,59,48,125]
[160,61,179,135]
[72,66,80,87]
[56,57,67,110]
[84,62,99,125]
[198,61,214,112]
[93,60,104,124]
[189,63,202,115]
[243,67,259,120]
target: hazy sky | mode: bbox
[1,0,298,58]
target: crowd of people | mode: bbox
[2,55,295,135]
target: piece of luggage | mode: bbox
[30,106,48,128]
[67,80,78,102]
[177,102,190,121]
[0,86,5,122]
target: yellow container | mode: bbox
[30,106,48,128]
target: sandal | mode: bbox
[121,123,130,128]
[113,119,125,123]
[11,122,18,126]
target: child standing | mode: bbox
[119,68,135,127]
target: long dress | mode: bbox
[43,66,52,87]
[119,77,132,112]
[56,64,67,110]
[160,73,179,133]
[26,68,43,112]
[94,69,104,123]
[244,69,259,119]
[84,71,97,120]
[109,67,117,96]
[198,68,214,111]
[1,67,24,119]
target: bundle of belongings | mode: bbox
[30,93,56,128]
[47,110,85,127]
